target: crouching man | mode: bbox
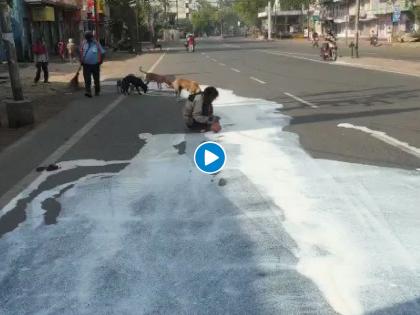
[183,86,221,132]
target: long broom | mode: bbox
[69,64,82,89]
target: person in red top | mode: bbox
[187,34,195,52]
[57,40,65,61]
[32,38,49,84]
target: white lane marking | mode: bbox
[218,63,226,66]
[260,49,420,78]
[201,52,205,55]
[250,76,266,84]
[338,123,420,159]
[284,92,319,108]
[222,44,240,48]
[211,58,217,62]
[274,50,319,58]
[260,49,323,63]
[0,53,167,210]
[205,55,210,58]
[231,68,241,73]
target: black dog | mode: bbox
[119,74,148,95]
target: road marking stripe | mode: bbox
[211,58,217,62]
[260,49,420,78]
[0,53,167,210]
[231,68,241,73]
[260,50,323,63]
[218,63,226,66]
[338,123,420,159]
[250,76,266,84]
[284,92,318,108]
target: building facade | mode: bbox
[1,0,110,61]
[319,0,416,39]
[258,0,418,40]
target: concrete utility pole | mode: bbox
[0,0,33,128]
[267,1,272,40]
[345,0,349,46]
[0,0,23,101]
[354,0,360,57]
[93,0,100,39]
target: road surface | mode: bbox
[0,38,419,315]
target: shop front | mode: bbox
[25,0,80,55]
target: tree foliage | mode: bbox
[191,0,218,34]
[232,0,266,26]
[232,0,312,26]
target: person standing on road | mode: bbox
[80,31,105,98]
[183,86,220,132]
[32,38,49,84]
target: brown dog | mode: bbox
[139,67,174,89]
[171,78,201,98]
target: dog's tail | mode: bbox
[139,66,148,74]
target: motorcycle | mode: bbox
[370,35,378,46]
[320,40,337,61]
[185,38,195,52]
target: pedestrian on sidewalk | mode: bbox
[58,39,66,61]
[80,31,105,98]
[67,38,76,63]
[32,38,49,84]
[387,26,392,43]
[183,86,220,132]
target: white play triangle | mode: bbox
[204,150,219,166]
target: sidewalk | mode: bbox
[0,52,162,152]
[337,56,420,78]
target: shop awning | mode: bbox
[25,0,80,9]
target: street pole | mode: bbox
[268,1,272,40]
[345,0,349,46]
[0,0,24,101]
[354,0,360,57]
[176,0,178,25]
[93,0,100,40]
[136,0,139,42]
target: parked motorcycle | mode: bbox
[113,38,133,52]
[370,35,378,46]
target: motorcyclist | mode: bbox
[325,29,336,43]
[370,29,378,46]
[321,29,338,61]
[187,34,195,52]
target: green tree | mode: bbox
[233,0,266,26]
[191,0,218,34]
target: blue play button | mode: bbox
[194,141,227,174]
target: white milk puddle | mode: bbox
[1,88,420,315]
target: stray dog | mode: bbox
[119,74,148,95]
[171,78,201,98]
[139,67,174,89]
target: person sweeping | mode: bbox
[79,31,105,97]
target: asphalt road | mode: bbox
[0,38,419,315]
